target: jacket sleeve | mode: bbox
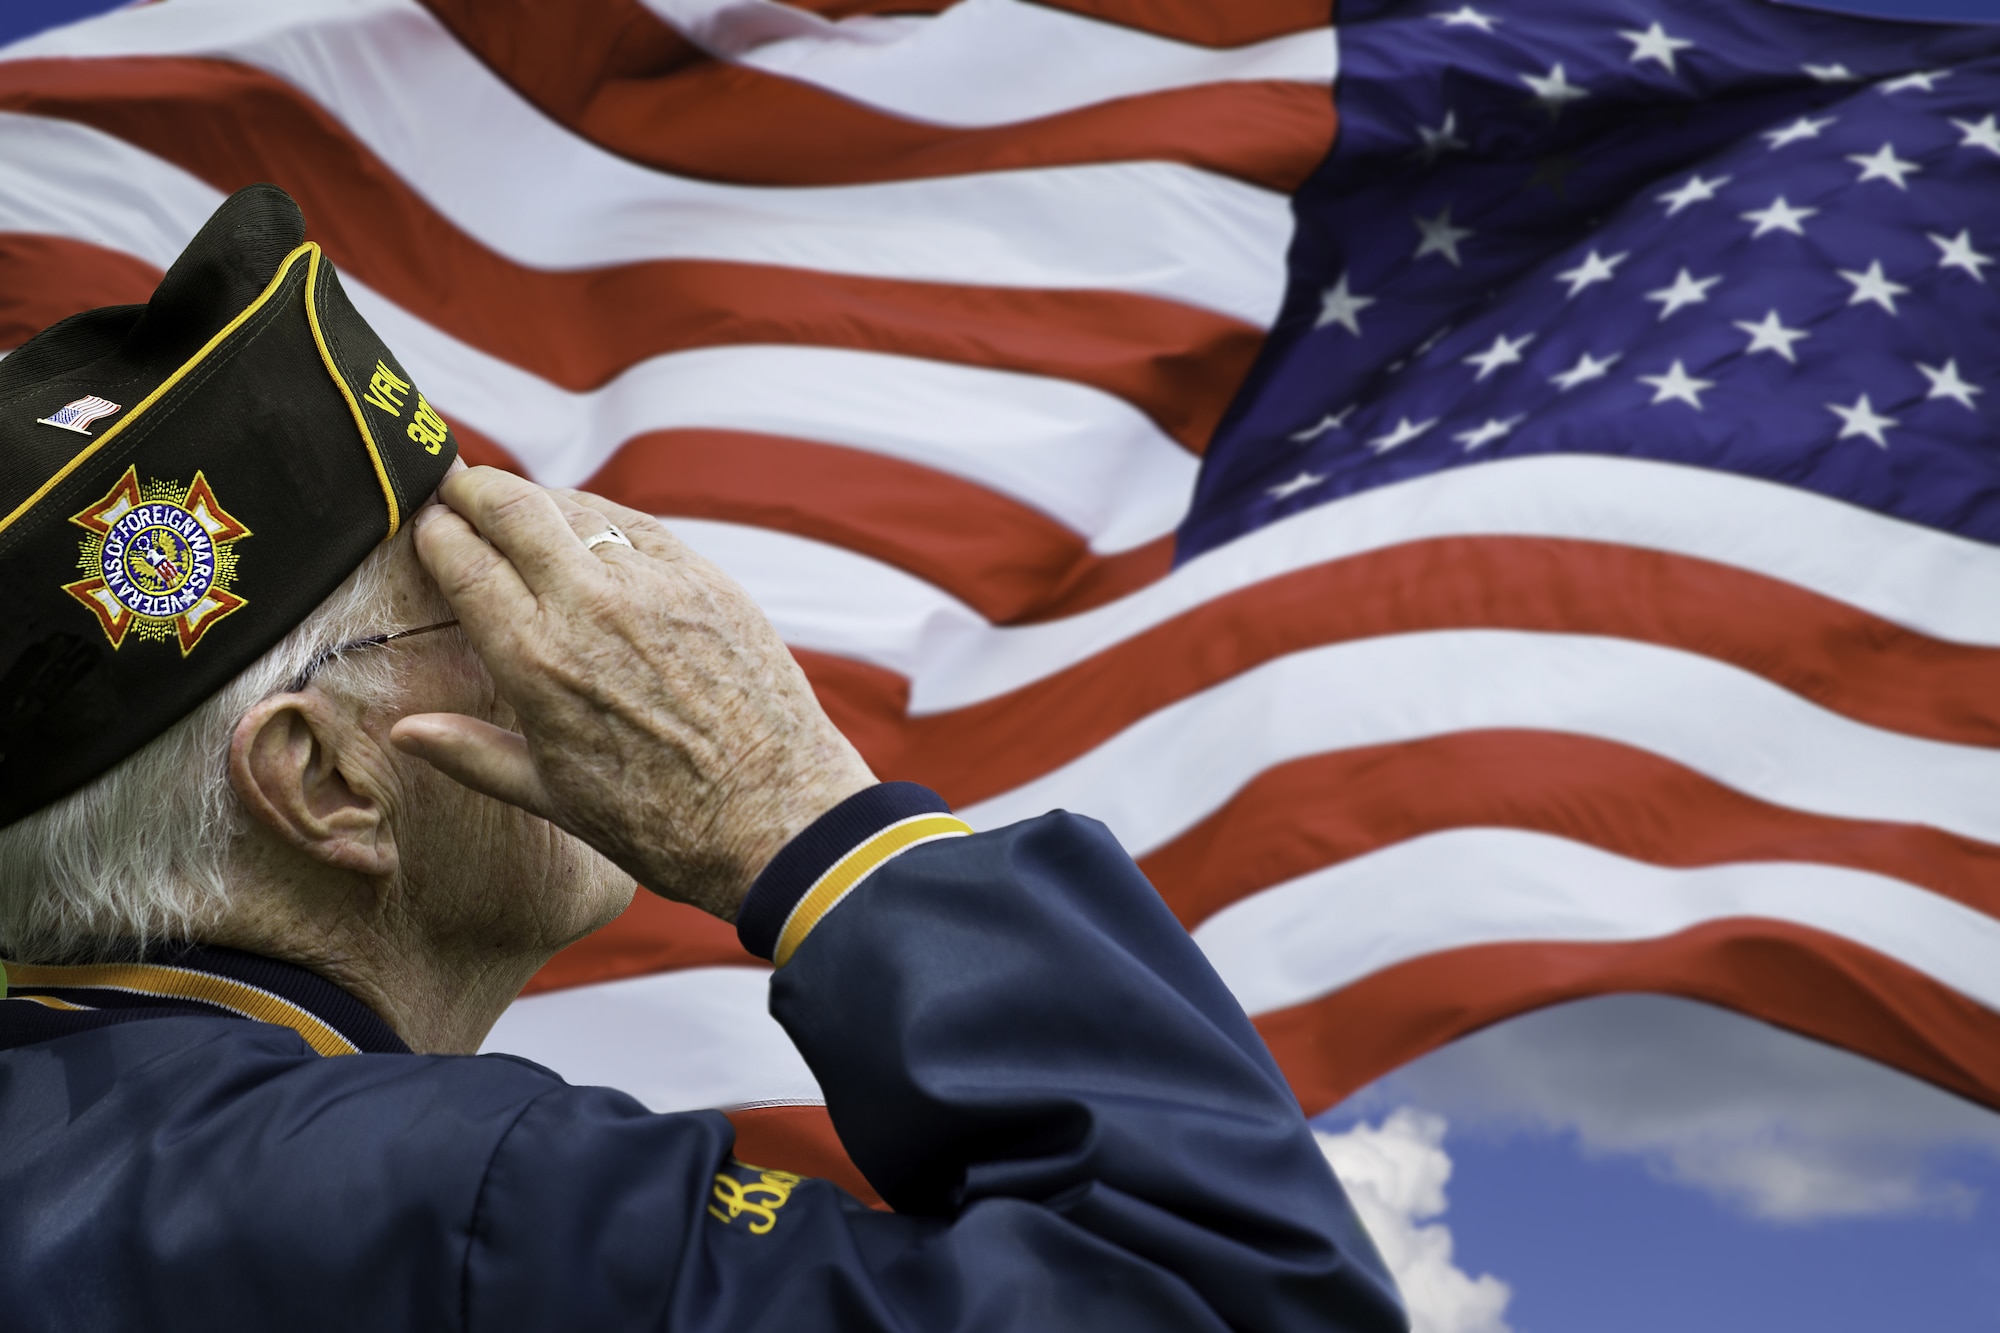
[466,784,1406,1333]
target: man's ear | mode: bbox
[228,693,398,878]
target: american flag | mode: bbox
[6,0,2000,1196]
[35,392,120,433]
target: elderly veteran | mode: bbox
[0,186,1405,1333]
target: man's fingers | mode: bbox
[558,489,689,563]
[390,712,552,817]
[547,489,641,555]
[410,504,535,641]
[439,467,596,596]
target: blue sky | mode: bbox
[1317,995,2000,1331]
[1440,1131,2000,1331]
[5,1,1999,1329]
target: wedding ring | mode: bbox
[583,523,633,552]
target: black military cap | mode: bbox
[0,184,457,828]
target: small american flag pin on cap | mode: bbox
[36,395,123,435]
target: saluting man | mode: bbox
[0,186,1406,1332]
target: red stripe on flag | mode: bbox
[787,537,2000,807]
[786,0,958,16]
[1140,731,2000,929]
[0,61,1260,448]
[584,430,1174,624]
[1255,922,2000,1115]
[424,0,1333,192]
[767,0,1335,44]
[0,233,159,346]
[524,891,761,996]
[526,727,2000,999]
[1026,0,1334,46]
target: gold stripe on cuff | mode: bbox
[773,814,972,968]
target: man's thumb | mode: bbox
[391,713,551,817]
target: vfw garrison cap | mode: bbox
[0,184,457,828]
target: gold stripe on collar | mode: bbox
[7,993,90,1011]
[1,961,360,1056]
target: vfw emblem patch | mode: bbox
[62,466,250,654]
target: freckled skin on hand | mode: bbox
[392,469,876,921]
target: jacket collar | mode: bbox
[0,943,408,1055]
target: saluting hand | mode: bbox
[389,467,875,921]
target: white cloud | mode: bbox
[1316,1109,1513,1333]
[1357,995,2000,1223]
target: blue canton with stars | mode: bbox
[1182,0,2000,561]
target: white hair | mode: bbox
[0,539,425,962]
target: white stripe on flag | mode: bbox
[958,630,2000,854]
[481,966,819,1112]
[1193,828,2000,1018]
[0,36,1296,322]
[343,283,1201,549]
[643,0,1336,125]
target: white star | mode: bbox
[1267,471,1328,500]
[1880,69,1949,94]
[1827,394,1898,447]
[1804,62,1859,83]
[1463,331,1534,380]
[1454,415,1524,450]
[1644,268,1721,320]
[1930,230,1994,283]
[1431,5,1498,31]
[1656,172,1731,216]
[1550,350,1621,392]
[1289,405,1355,442]
[1734,310,1810,364]
[1412,205,1475,266]
[1839,261,1909,315]
[1953,114,2000,157]
[1848,142,1921,190]
[1763,114,1836,149]
[1638,359,1716,409]
[1521,64,1589,119]
[1555,248,1628,297]
[1741,196,1818,238]
[1621,22,1694,74]
[1917,359,1982,411]
[1316,271,1376,335]
[1366,416,1439,453]
[1414,110,1468,164]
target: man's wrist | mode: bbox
[736,783,971,966]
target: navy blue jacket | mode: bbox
[0,784,1404,1331]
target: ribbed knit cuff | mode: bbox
[736,782,969,965]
